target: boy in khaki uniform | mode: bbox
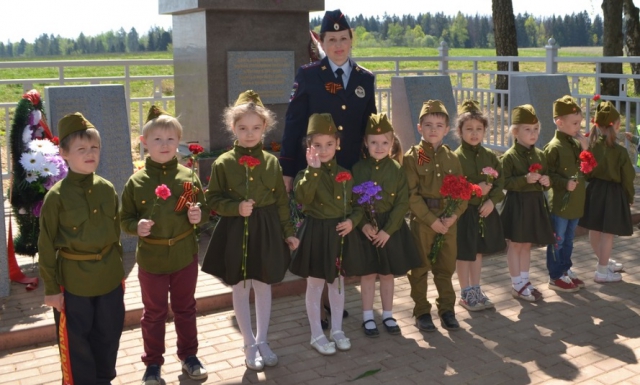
[403,100,467,332]
[543,96,588,292]
[120,106,207,384]
[39,112,125,384]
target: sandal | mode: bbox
[511,284,536,302]
[525,282,543,301]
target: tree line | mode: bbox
[310,11,605,48]
[0,27,172,58]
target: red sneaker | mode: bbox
[548,276,579,293]
[566,271,585,288]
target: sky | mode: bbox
[2,0,603,43]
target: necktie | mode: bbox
[335,68,345,90]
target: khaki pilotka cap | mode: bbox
[58,112,95,141]
[234,90,264,107]
[320,9,351,33]
[594,101,620,127]
[145,105,171,124]
[365,113,394,135]
[419,100,449,121]
[458,99,481,114]
[511,104,539,125]
[553,95,582,118]
[307,113,337,136]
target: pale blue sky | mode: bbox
[2,0,602,43]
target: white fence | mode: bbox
[1,39,640,177]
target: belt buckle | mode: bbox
[94,254,101,261]
[168,238,175,246]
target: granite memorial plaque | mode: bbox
[0,153,8,297]
[391,76,458,151]
[227,51,295,105]
[45,85,136,252]
[510,74,570,148]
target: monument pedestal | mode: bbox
[160,0,324,151]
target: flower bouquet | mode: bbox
[428,175,481,264]
[560,151,597,212]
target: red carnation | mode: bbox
[528,163,542,173]
[22,89,41,106]
[155,184,172,200]
[472,184,483,198]
[579,150,597,174]
[188,143,204,155]
[239,155,261,169]
[592,94,601,102]
[335,171,352,183]
[51,136,60,145]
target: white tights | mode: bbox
[232,279,274,361]
[306,276,345,345]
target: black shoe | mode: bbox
[439,311,460,331]
[324,305,349,318]
[416,313,436,332]
[382,317,401,335]
[321,317,329,330]
[142,364,162,385]
[362,319,380,338]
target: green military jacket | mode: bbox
[403,141,467,227]
[501,141,550,192]
[39,171,124,296]
[294,158,363,225]
[206,142,294,238]
[351,156,408,235]
[588,136,636,202]
[454,141,505,206]
[543,131,586,218]
[121,157,206,274]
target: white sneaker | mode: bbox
[594,270,622,283]
[608,259,624,273]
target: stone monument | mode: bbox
[391,75,458,151]
[159,0,324,151]
[44,84,136,252]
[509,74,570,148]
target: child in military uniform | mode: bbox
[350,113,421,337]
[403,100,466,332]
[201,91,299,371]
[290,113,363,355]
[39,112,125,384]
[500,105,555,302]
[580,101,635,283]
[543,96,589,292]
[120,106,207,384]
[453,100,506,311]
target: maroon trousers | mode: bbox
[138,254,198,366]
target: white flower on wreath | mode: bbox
[39,160,59,177]
[28,139,58,155]
[25,171,38,183]
[19,152,46,172]
[22,125,33,145]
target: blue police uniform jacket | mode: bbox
[279,57,377,177]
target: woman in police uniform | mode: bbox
[279,9,377,190]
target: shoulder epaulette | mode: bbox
[354,64,374,76]
[301,60,322,70]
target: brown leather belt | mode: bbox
[58,244,113,261]
[141,228,194,246]
[423,198,442,209]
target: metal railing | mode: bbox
[2,41,640,177]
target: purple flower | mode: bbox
[32,200,43,217]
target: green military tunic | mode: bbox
[454,141,506,259]
[201,142,293,285]
[403,141,465,317]
[290,159,364,282]
[500,141,555,244]
[120,157,205,274]
[351,156,421,275]
[579,136,636,235]
[543,131,587,219]
[39,171,124,297]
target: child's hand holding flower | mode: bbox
[566,179,578,192]
[187,202,202,224]
[478,199,495,217]
[477,181,492,196]
[137,219,155,237]
[361,223,377,240]
[336,218,353,236]
[538,175,550,187]
[238,199,255,217]
[286,236,300,251]
[371,230,390,248]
